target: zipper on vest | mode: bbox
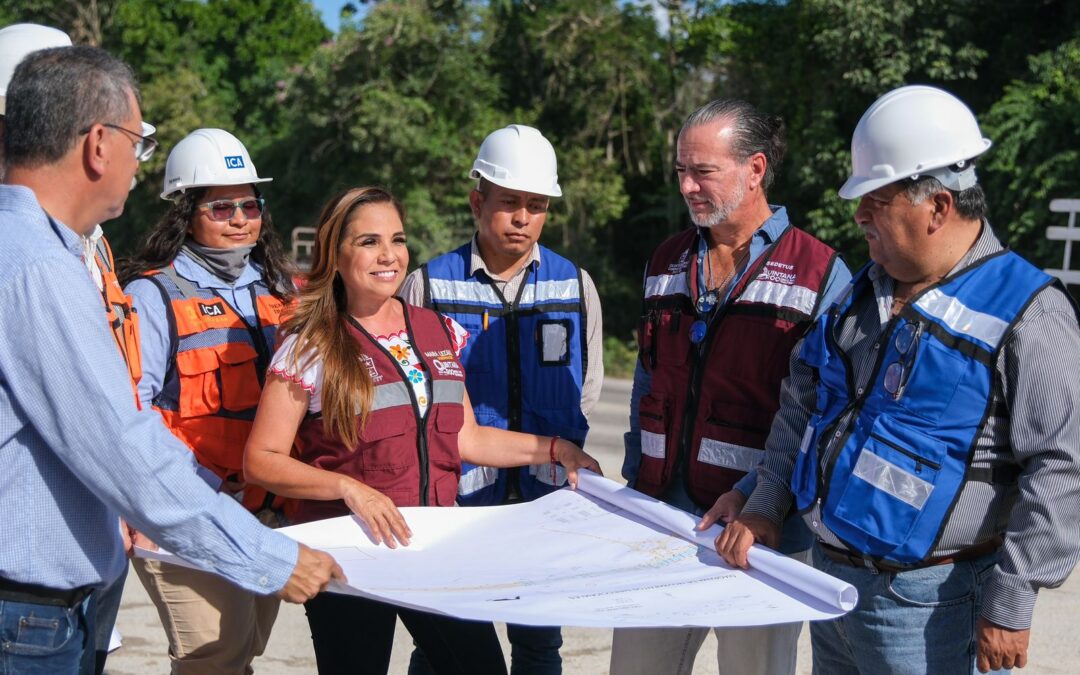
[487,267,532,496]
[869,432,942,472]
[677,240,777,503]
[678,301,733,495]
[816,313,898,523]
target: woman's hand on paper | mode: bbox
[555,439,603,488]
[341,478,412,548]
[714,513,780,569]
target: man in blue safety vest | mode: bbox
[717,85,1080,674]
[400,124,604,674]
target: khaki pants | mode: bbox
[132,558,280,675]
[609,548,811,675]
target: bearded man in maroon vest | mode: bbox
[611,99,852,675]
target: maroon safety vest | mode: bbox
[636,226,837,508]
[288,303,467,524]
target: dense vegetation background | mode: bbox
[5,0,1080,374]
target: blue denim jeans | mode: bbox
[0,596,94,674]
[90,563,126,674]
[810,543,1007,675]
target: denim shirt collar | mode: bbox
[694,204,792,305]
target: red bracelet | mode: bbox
[549,435,560,482]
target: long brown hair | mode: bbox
[280,186,406,447]
[118,186,294,298]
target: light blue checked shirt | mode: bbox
[0,185,297,592]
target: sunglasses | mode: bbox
[883,320,923,400]
[197,197,266,222]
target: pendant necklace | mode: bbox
[690,244,750,343]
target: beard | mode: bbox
[686,181,746,228]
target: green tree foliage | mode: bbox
[711,0,986,266]
[3,0,328,250]
[261,0,502,263]
[3,0,1080,363]
[981,37,1080,265]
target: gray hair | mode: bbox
[4,45,139,169]
[681,98,786,191]
[905,172,988,221]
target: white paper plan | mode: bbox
[138,471,857,627]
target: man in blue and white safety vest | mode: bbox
[399,124,603,674]
[717,84,1080,674]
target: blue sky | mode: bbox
[310,0,350,33]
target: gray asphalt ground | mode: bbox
[106,378,1079,674]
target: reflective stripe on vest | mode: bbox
[146,265,284,513]
[792,252,1056,564]
[636,225,837,508]
[738,277,819,316]
[423,243,589,505]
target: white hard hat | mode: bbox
[839,85,992,200]
[0,23,72,115]
[161,128,271,200]
[470,124,562,198]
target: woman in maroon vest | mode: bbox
[243,186,600,675]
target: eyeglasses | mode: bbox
[883,321,923,400]
[197,197,265,222]
[80,123,158,161]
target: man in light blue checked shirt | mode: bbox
[0,45,342,674]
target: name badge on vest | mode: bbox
[536,319,571,366]
[424,350,464,378]
[198,301,226,317]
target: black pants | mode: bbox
[305,592,507,675]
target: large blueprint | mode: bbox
[139,471,857,627]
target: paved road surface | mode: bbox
[106,378,1079,673]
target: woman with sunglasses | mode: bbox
[118,128,293,674]
[242,186,602,675]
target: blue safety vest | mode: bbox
[421,242,589,505]
[792,251,1054,564]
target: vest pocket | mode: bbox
[218,343,261,411]
[359,409,413,470]
[639,394,669,459]
[831,416,945,549]
[434,404,464,434]
[176,349,222,417]
[655,311,691,366]
[457,314,492,374]
[637,393,670,488]
[892,339,969,423]
[432,471,460,506]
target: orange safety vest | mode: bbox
[144,265,286,514]
[93,236,142,403]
